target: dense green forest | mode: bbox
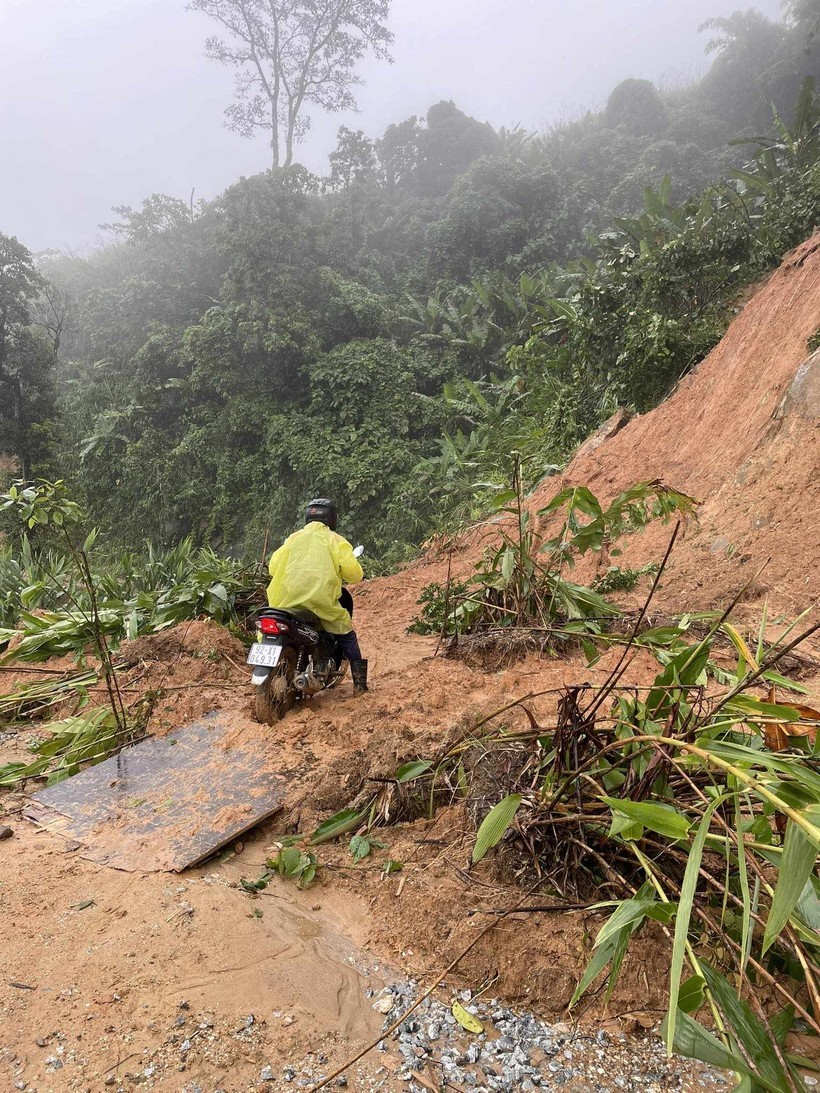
[2,0,820,565]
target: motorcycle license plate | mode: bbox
[247,643,282,668]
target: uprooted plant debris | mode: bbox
[305,603,820,1092]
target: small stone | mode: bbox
[460,989,472,1003]
[14,1083,27,1091]
[36,1039,47,1048]
[178,1000,190,1010]
[283,1015,295,1027]
[260,1066,275,1082]
[335,1079,348,1088]
[804,1080,818,1089]
[0,826,13,840]
[180,1039,192,1053]
[374,997,394,1014]
[283,1067,296,1082]
[104,1079,116,1087]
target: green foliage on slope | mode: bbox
[4,7,819,563]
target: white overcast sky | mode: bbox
[1,0,785,252]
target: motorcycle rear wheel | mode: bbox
[254,647,298,725]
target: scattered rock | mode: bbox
[0,826,14,840]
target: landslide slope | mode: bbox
[2,237,820,1093]
[371,232,820,631]
[536,232,820,612]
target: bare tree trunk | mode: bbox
[12,375,29,483]
[271,104,280,168]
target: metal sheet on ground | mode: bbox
[24,713,283,873]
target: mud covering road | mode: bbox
[3,235,820,1090]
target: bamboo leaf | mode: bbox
[663,1009,753,1080]
[666,795,724,1053]
[471,794,522,864]
[595,896,658,947]
[602,797,691,841]
[735,797,752,981]
[310,808,365,845]
[763,819,818,954]
[699,963,794,1092]
[569,931,621,1007]
[394,760,433,784]
[452,1002,484,1034]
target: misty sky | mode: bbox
[2,0,785,253]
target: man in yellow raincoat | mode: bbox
[266,498,368,694]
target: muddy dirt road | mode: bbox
[0,608,747,1093]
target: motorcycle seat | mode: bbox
[260,606,322,628]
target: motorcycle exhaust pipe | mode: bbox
[295,671,324,696]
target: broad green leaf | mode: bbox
[349,834,386,862]
[663,1009,751,1079]
[678,975,706,1014]
[728,695,801,722]
[607,811,644,841]
[350,835,373,862]
[472,793,522,864]
[763,819,818,954]
[602,797,691,841]
[310,808,364,845]
[769,1006,795,1048]
[699,964,795,1092]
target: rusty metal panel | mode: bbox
[24,714,283,872]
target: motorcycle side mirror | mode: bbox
[353,545,365,558]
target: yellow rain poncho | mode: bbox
[266,521,363,635]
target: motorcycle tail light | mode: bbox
[259,617,289,636]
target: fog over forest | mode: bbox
[1,0,819,559]
[3,4,820,1081]
[3,0,783,250]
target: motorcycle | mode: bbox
[248,546,364,725]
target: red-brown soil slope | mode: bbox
[535,234,820,613]
[376,233,820,630]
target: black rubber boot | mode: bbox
[351,659,368,695]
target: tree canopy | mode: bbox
[189,0,393,167]
[11,5,820,563]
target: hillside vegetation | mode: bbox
[1,3,819,565]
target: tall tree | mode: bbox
[189,0,393,168]
[0,234,56,482]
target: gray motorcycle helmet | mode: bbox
[305,498,338,531]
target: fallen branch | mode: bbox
[468,902,597,916]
